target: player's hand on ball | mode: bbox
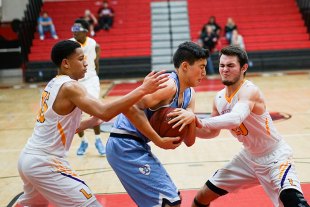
[156,137,182,149]
[167,108,196,131]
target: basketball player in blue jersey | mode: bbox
[190,46,309,207]
[70,19,106,156]
[105,42,209,207]
[17,40,170,207]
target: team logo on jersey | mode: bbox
[270,112,292,122]
[139,164,151,175]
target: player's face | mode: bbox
[67,48,88,80]
[187,58,207,87]
[219,54,244,86]
[73,31,87,44]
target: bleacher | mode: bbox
[187,0,310,72]
[188,0,310,51]
[25,0,310,82]
[26,0,153,81]
[29,0,151,61]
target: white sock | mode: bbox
[80,136,88,143]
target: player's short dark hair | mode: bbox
[173,41,209,68]
[74,18,89,31]
[51,40,81,67]
[219,45,249,67]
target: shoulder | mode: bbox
[60,80,85,96]
[88,37,96,44]
[215,88,225,99]
[239,80,261,99]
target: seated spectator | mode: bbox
[199,25,218,75]
[96,1,114,31]
[37,11,58,40]
[225,17,237,44]
[231,29,245,49]
[200,16,221,38]
[81,9,98,37]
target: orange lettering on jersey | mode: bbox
[37,91,50,123]
[80,188,92,199]
[265,118,270,135]
[57,122,66,146]
[232,123,248,136]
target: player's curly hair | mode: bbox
[173,41,209,68]
[51,40,81,67]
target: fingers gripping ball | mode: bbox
[149,107,189,143]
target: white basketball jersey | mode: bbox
[215,80,282,155]
[70,37,97,79]
[24,75,82,157]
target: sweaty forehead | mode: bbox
[220,55,239,65]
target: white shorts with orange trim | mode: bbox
[208,140,303,207]
[17,151,97,207]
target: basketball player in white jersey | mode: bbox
[186,45,309,207]
[17,40,172,207]
[70,18,105,156]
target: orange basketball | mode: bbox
[149,107,188,141]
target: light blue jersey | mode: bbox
[106,72,192,206]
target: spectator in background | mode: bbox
[97,1,114,31]
[81,9,98,37]
[231,29,245,50]
[69,19,105,156]
[201,16,221,38]
[225,17,237,44]
[199,25,217,75]
[38,11,58,40]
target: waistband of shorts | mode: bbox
[110,132,144,143]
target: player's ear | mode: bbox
[181,61,189,71]
[241,63,248,74]
[62,58,69,69]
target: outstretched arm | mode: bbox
[66,70,169,121]
[200,86,258,130]
[195,98,221,139]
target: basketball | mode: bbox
[149,107,188,139]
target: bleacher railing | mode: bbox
[18,0,43,63]
[296,0,310,37]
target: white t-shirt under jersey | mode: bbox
[24,75,82,157]
[214,80,282,155]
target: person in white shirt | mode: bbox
[17,40,172,207]
[231,29,245,50]
[186,45,309,207]
[70,18,106,156]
